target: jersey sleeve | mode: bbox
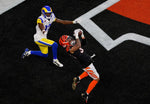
[53,18,56,22]
[37,18,44,24]
[51,13,56,22]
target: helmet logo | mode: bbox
[41,6,53,19]
[59,35,74,51]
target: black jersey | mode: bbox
[68,47,93,68]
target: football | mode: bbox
[78,30,82,36]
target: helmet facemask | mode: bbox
[41,6,53,20]
[59,35,75,51]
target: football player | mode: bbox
[59,29,100,103]
[21,5,78,67]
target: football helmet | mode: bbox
[41,6,53,19]
[59,35,75,51]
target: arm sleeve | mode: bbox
[52,13,56,22]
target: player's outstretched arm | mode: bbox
[55,18,78,24]
[69,39,81,54]
[69,31,81,53]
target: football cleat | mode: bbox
[53,59,63,67]
[81,92,89,103]
[72,77,80,90]
[21,48,31,59]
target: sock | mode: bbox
[86,80,98,95]
[31,51,48,58]
[51,42,58,59]
[79,72,88,80]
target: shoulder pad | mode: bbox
[37,18,43,24]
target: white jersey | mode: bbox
[34,13,56,41]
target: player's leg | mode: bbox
[30,50,48,57]
[38,38,63,67]
[34,42,49,57]
[81,63,100,103]
[21,41,48,58]
[72,71,88,90]
[21,38,49,58]
[21,38,63,67]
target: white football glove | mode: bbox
[73,32,79,39]
[73,29,85,39]
[72,19,81,24]
[73,20,78,24]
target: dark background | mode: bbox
[0,0,150,104]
